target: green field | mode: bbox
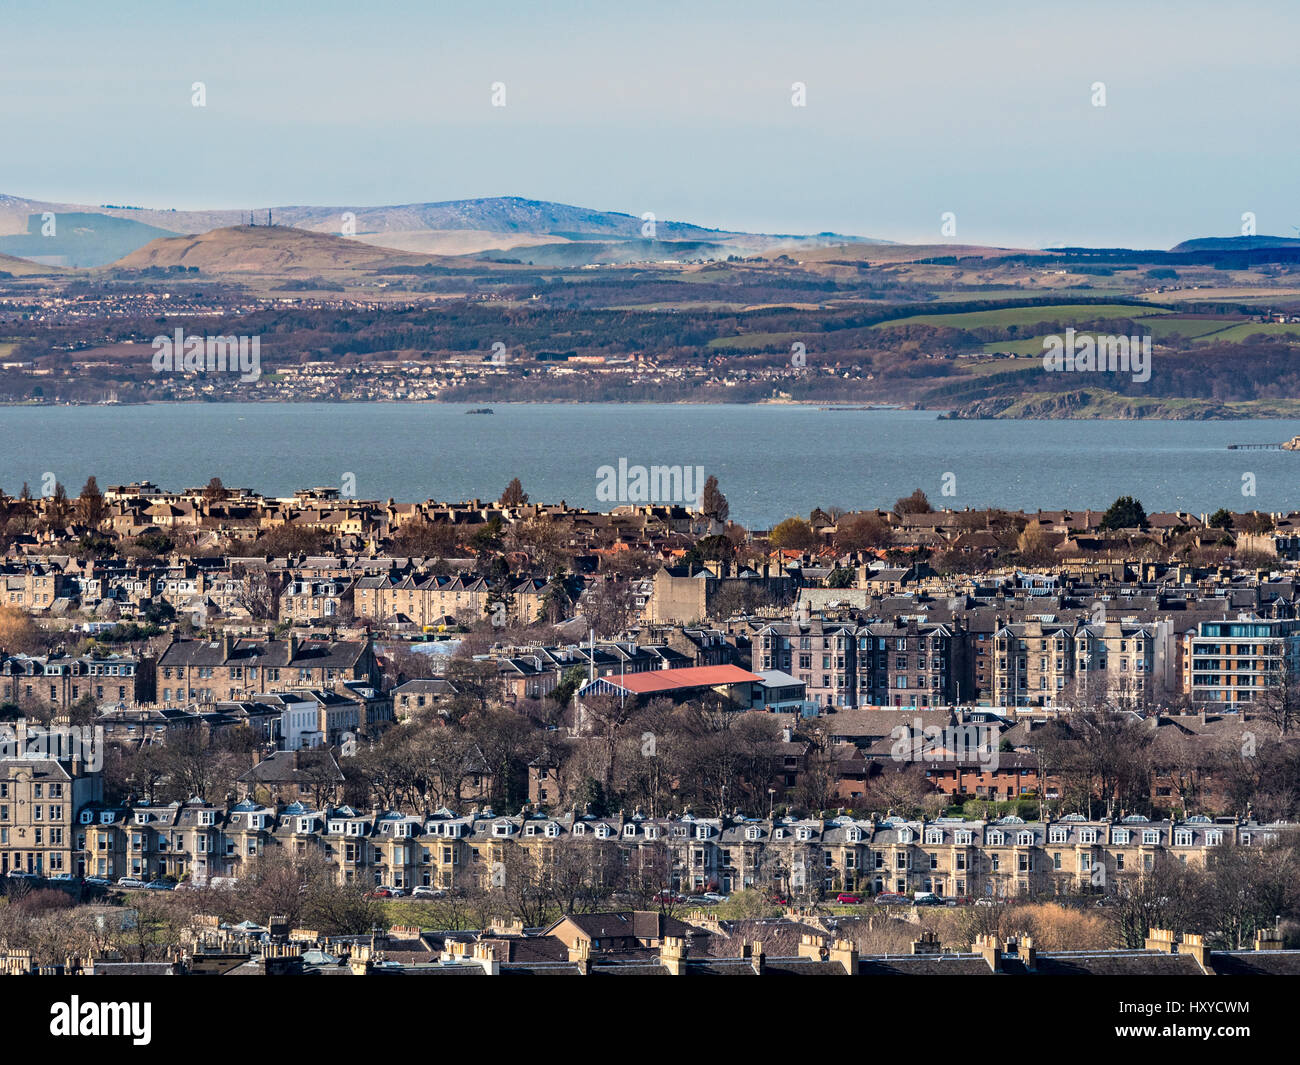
[872,303,1172,332]
[1203,321,1300,343]
[978,316,1251,355]
[708,331,803,349]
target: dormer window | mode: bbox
[595,824,611,839]
[697,826,712,840]
[925,830,942,845]
[897,828,913,845]
[329,821,344,834]
[198,812,214,827]
[987,831,1004,846]
[492,823,511,837]
[643,825,658,840]
[297,818,312,834]
[1142,830,1160,845]
[545,823,559,838]
[80,810,93,825]
[1206,830,1222,846]
[1017,831,1034,846]
[745,827,761,841]
[1174,830,1192,847]
[572,823,586,836]
[100,812,113,824]
[1049,827,1067,843]
[623,824,637,838]
[846,828,862,843]
[955,830,972,846]
[445,824,461,838]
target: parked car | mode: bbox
[975,897,999,907]
[116,877,146,888]
[411,886,444,899]
[146,881,175,891]
[83,876,110,886]
[914,893,944,906]
[5,870,39,879]
[48,873,76,882]
[874,892,910,905]
[835,893,863,904]
[700,892,728,904]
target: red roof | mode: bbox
[598,664,762,695]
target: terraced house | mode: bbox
[49,801,1295,899]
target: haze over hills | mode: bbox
[0,193,884,267]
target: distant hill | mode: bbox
[110,225,434,275]
[0,249,67,276]
[0,210,176,268]
[0,193,882,265]
[1170,235,1300,253]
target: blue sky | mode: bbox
[3,0,1297,247]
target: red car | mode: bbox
[835,893,863,904]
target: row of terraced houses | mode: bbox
[59,799,1294,897]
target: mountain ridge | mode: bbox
[0,193,884,265]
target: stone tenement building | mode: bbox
[1,652,154,711]
[155,634,379,707]
[62,798,1292,898]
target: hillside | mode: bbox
[109,225,434,275]
[0,193,881,263]
[0,249,68,276]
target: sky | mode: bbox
[3,0,1298,248]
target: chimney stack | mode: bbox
[660,936,688,976]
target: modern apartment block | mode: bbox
[1181,617,1300,706]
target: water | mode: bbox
[1,403,1297,526]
